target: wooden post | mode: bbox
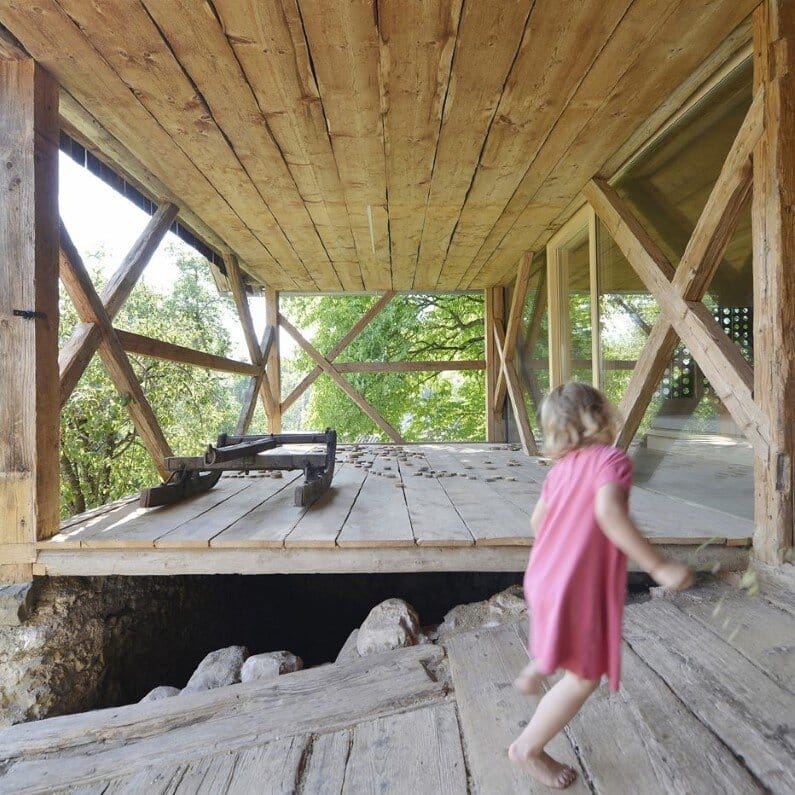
[752,0,795,563]
[0,59,60,573]
[484,287,506,442]
[264,287,282,433]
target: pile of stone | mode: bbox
[140,647,303,703]
[336,585,527,664]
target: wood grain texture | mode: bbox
[58,202,178,405]
[446,622,587,794]
[624,599,795,794]
[59,223,173,480]
[751,0,795,563]
[0,59,59,549]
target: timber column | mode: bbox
[0,58,60,579]
[484,287,506,442]
[752,0,795,563]
[265,287,282,433]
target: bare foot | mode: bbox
[508,744,577,789]
[513,662,546,695]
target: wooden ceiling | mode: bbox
[0,1,757,292]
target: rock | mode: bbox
[0,583,35,626]
[335,629,361,662]
[240,651,303,683]
[356,598,421,656]
[436,585,527,641]
[183,646,249,693]
[140,685,180,703]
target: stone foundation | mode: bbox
[0,576,220,727]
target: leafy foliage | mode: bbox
[279,294,486,442]
[59,250,242,517]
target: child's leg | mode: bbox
[513,660,547,695]
[508,671,599,789]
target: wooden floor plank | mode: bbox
[445,622,587,794]
[153,477,291,548]
[226,736,308,794]
[624,600,795,794]
[299,730,351,793]
[630,487,751,544]
[657,585,795,693]
[337,456,414,547]
[567,644,762,795]
[42,499,146,549]
[210,473,305,548]
[421,449,532,545]
[342,702,468,794]
[284,464,366,548]
[400,455,474,547]
[79,478,252,549]
[0,648,445,791]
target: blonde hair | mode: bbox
[541,382,621,459]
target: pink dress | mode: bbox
[524,444,633,691]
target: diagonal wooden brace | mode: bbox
[236,325,275,435]
[494,253,533,412]
[281,291,396,413]
[584,90,768,458]
[59,202,178,406]
[59,221,173,480]
[279,314,405,443]
[584,89,764,450]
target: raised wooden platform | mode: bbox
[0,577,791,793]
[37,445,753,576]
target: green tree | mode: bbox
[280,293,486,442]
[59,249,242,517]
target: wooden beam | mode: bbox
[236,326,275,436]
[59,202,179,405]
[751,0,795,563]
[484,287,506,442]
[115,329,259,376]
[279,315,405,444]
[333,361,486,373]
[281,292,396,413]
[493,325,538,456]
[494,253,533,411]
[585,177,768,459]
[0,59,59,556]
[224,252,276,416]
[59,223,172,480]
[264,288,281,433]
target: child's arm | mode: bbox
[530,497,546,536]
[595,483,694,591]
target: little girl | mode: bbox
[508,382,693,789]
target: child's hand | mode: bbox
[651,559,694,591]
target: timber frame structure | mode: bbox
[0,1,793,580]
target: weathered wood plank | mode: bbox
[0,58,60,550]
[400,456,474,547]
[0,648,445,790]
[115,330,258,377]
[446,622,586,794]
[154,477,299,549]
[751,0,795,563]
[299,730,351,793]
[342,702,468,794]
[567,643,763,795]
[656,584,795,692]
[337,457,414,547]
[210,472,306,548]
[421,448,532,545]
[624,599,795,793]
[284,465,366,548]
[226,736,308,794]
[81,478,250,549]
